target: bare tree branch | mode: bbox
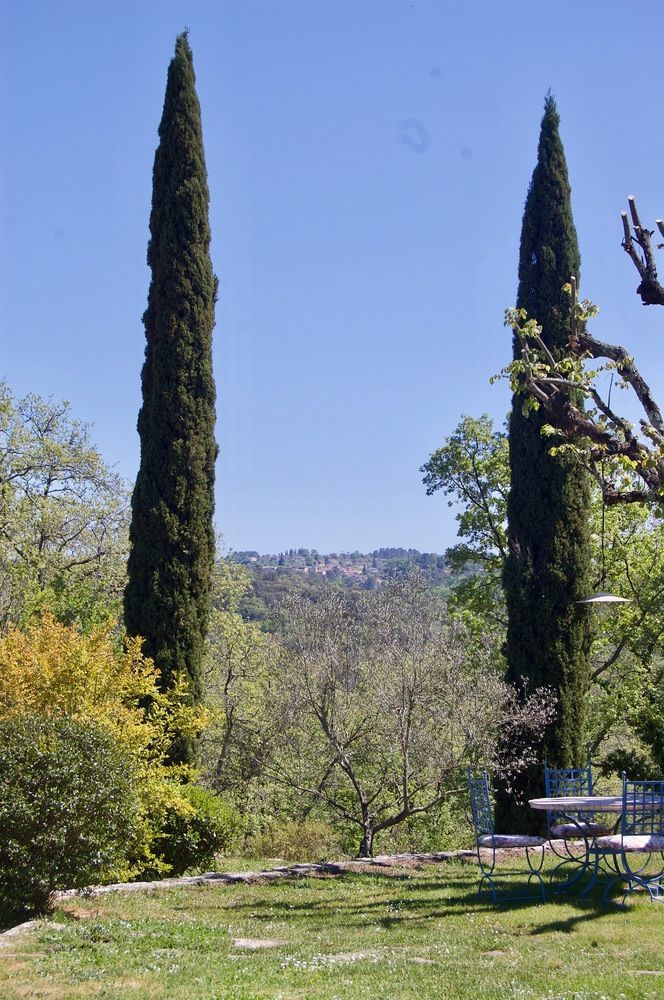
[504,282,664,506]
[621,196,664,305]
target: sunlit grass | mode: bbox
[1,858,662,999]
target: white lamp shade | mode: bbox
[576,591,632,605]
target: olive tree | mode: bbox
[201,560,275,794]
[263,575,553,857]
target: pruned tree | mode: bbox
[497,194,664,507]
[262,576,553,857]
[494,190,664,784]
[503,278,664,507]
[423,408,664,781]
[621,195,664,307]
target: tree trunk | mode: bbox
[358,826,374,858]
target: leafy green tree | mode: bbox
[124,32,218,757]
[424,412,664,781]
[501,95,592,824]
[422,414,508,629]
[0,382,128,631]
[585,503,664,775]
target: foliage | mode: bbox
[201,562,275,796]
[633,670,664,773]
[423,414,664,780]
[0,715,139,916]
[500,289,664,507]
[263,575,553,857]
[0,613,207,881]
[124,32,217,761]
[421,414,508,629]
[0,613,201,754]
[583,502,664,769]
[502,94,592,816]
[377,798,468,855]
[154,784,245,876]
[245,818,342,863]
[0,382,128,631]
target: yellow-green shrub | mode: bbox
[0,613,207,879]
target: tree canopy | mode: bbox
[0,382,128,630]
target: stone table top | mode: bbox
[530,794,664,813]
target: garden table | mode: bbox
[530,794,664,899]
[530,795,623,816]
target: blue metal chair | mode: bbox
[543,761,613,891]
[595,773,664,905]
[467,768,546,905]
[543,761,609,839]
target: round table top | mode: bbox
[529,795,623,812]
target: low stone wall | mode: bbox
[55,850,475,900]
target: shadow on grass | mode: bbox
[0,905,34,934]
[219,866,623,935]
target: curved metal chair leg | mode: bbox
[476,845,499,904]
[525,845,545,874]
[550,831,595,894]
[551,855,589,892]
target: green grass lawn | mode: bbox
[1,857,663,999]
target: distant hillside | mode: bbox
[226,548,455,625]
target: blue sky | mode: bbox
[3,1,664,555]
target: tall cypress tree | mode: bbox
[124,32,217,760]
[501,95,592,826]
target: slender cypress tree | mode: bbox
[124,32,217,760]
[500,95,592,827]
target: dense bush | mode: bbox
[153,785,245,876]
[0,715,139,916]
[0,614,207,881]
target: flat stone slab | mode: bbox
[323,950,383,963]
[0,920,40,943]
[232,937,287,949]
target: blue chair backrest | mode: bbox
[544,761,593,797]
[621,773,664,836]
[467,768,494,838]
[544,761,594,823]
